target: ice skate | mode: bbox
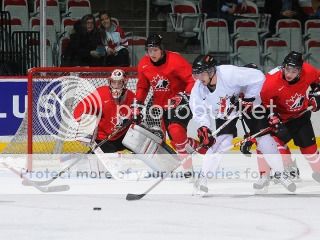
[285,160,301,182]
[192,176,208,196]
[183,166,195,183]
[312,172,320,183]
[253,175,270,193]
[274,172,296,193]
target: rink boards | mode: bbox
[1,77,320,152]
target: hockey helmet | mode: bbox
[282,51,303,83]
[282,51,303,69]
[145,33,163,50]
[109,69,127,99]
[243,63,259,69]
[192,54,217,75]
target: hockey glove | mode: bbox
[308,90,320,112]
[197,126,216,148]
[268,113,284,133]
[239,97,255,113]
[230,95,254,113]
[90,50,101,58]
[165,92,190,110]
[240,134,255,155]
[309,96,320,112]
[115,117,131,129]
[310,83,320,93]
[130,101,144,124]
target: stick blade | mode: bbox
[126,193,146,201]
[22,179,50,186]
[37,185,70,193]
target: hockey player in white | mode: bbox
[189,54,296,195]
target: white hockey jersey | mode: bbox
[189,65,265,128]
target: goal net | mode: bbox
[2,67,161,158]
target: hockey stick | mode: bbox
[125,115,239,201]
[225,105,314,151]
[125,144,202,201]
[21,121,132,189]
[1,162,70,193]
[126,106,314,200]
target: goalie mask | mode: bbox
[109,69,127,100]
[282,51,303,84]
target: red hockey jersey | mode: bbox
[261,63,320,121]
[73,87,135,141]
[136,51,195,107]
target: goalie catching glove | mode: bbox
[197,126,216,148]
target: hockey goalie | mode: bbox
[73,69,135,153]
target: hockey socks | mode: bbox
[168,123,193,170]
[300,144,320,173]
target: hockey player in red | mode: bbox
[134,33,204,173]
[74,69,135,153]
[260,51,320,187]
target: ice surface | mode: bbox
[1,153,320,240]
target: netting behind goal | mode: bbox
[2,67,160,156]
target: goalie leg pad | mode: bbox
[122,125,179,172]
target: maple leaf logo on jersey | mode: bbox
[151,74,169,91]
[285,93,305,111]
[217,95,234,117]
[218,96,228,114]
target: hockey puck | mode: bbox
[93,207,102,211]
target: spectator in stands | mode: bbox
[315,6,320,18]
[312,0,320,18]
[98,11,130,67]
[264,0,307,35]
[202,0,247,32]
[62,14,104,66]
